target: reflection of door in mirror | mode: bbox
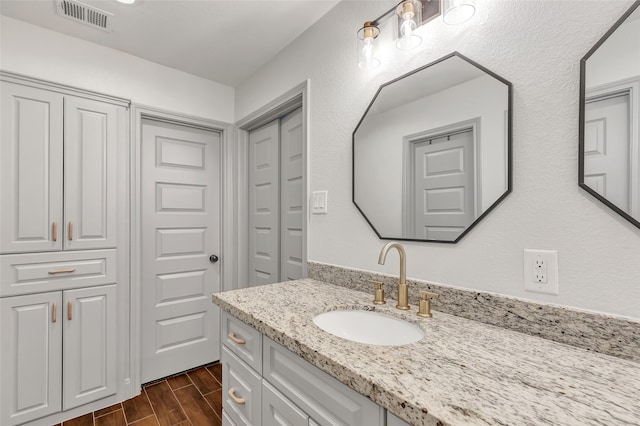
[584,92,633,216]
[580,1,640,227]
[404,128,476,240]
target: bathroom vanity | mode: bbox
[213,279,640,426]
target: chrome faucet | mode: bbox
[378,242,409,310]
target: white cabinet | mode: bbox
[0,292,62,425]
[0,285,116,425]
[221,313,384,426]
[63,96,119,251]
[0,82,64,254]
[1,73,129,426]
[0,81,122,254]
[63,285,117,410]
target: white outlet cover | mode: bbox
[523,249,559,295]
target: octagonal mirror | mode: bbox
[353,52,512,243]
[579,0,640,229]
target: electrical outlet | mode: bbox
[533,256,547,283]
[523,249,558,295]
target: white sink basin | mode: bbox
[313,310,424,346]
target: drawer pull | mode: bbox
[228,333,246,345]
[52,303,57,323]
[48,269,76,275]
[228,388,246,405]
[68,301,73,320]
[53,222,58,242]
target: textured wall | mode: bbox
[1,16,234,122]
[236,0,640,318]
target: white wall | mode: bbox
[0,16,234,122]
[236,0,640,319]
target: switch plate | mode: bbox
[523,249,558,295]
[311,191,328,214]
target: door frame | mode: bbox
[129,104,233,394]
[402,117,482,238]
[235,81,310,288]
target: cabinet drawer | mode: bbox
[223,346,262,426]
[0,250,116,296]
[223,311,262,374]
[263,337,383,426]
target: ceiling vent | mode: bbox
[56,0,114,32]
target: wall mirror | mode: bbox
[353,52,512,243]
[579,0,640,229]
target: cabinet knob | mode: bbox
[209,254,219,263]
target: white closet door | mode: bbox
[584,93,631,213]
[141,119,221,383]
[0,82,63,254]
[248,120,280,286]
[279,109,304,281]
[64,97,120,250]
[63,285,117,410]
[413,130,475,241]
[0,292,62,426]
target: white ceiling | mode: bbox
[0,0,340,87]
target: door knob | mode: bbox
[209,255,219,263]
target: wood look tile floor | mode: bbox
[56,363,223,426]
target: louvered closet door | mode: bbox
[0,82,63,254]
[64,97,120,250]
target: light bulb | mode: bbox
[357,22,380,70]
[396,17,421,50]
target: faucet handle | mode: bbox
[417,291,439,318]
[368,280,386,305]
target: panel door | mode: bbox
[584,93,631,213]
[412,130,475,241]
[63,284,117,410]
[0,82,63,254]
[141,119,221,383]
[248,120,280,286]
[0,292,62,426]
[64,96,120,250]
[279,108,304,281]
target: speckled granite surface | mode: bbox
[308,261,640,363]
[213,279,640,426]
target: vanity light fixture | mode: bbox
[443,0,476,25]
[357,21,381,70]
[116,0,136,4]
[357,0,476,69]
[396,0,422,50]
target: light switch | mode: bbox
[311,191,328,214]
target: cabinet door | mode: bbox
[63,285,117,410]
[0,292,62,426]
[262,381,308,426]
[0,82,63,254]
[64,97,120,250]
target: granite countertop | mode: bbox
[212,279,640,426]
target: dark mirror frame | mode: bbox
[352,52,513,243]
[579,0,640,230]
